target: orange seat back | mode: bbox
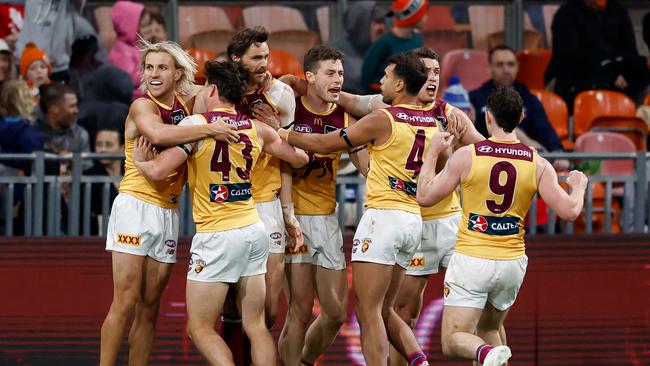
[516,49,551,90]
[531,89,568,140]
[267,49,302,78]
[186,48,216,85]
[440,49,490,92]
[589,116,648,151]
[573,90,637,138]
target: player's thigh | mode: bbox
[395,274,428,315]
[237,274,268,323]
[111,251,146,298]
[352,261,393,313]
[477,302,510,332]
[186,280,230,328]
[441,305,483,340]
[313,266,348,316]
[140,257,174,305]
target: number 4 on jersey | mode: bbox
[405,129,426,178]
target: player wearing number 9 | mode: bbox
[417,86,588,366]
[278,52,434,366]
[131,60,308,366]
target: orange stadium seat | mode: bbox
[422,6,468,60]
[188,29,236,54]
[267,49,302,78]
[589,116,648,151]
[439,49,490,92]
[179,6,234,48]
[186,48,216,85]
[487,30,543,51]
[531,89,572,150]
[517,49,552,90]
[572,90,637,138]
[268,30,319,64]
[242,5,309,31]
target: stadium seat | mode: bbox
[531,89,572,150]
[267,30,319,65]
[179,6,233,48]
[188,30,236,54]
[439,49,490,92]
[186,48,216,85]
[267,49,302,78]
[517,49,552,90]
[242,5,309,31]
[467,5,537,51]
[316,6,330,43]
[572,90,637,138]
[422,6,469,60]
[589,116,648,151]
[487,30,543,51]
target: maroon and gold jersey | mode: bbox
[120,92,189,208]
[291,96,349,215]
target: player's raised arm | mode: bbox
[417,133,470,207]
[256,121,309,168]
[279,109,389,154]
[536,157,587,220]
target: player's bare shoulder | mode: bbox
[125,97,160,139]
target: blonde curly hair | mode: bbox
[138,39,197,95]
[0,80,34,120]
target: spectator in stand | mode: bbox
[361,0,428,93]
[470,45,569,170]
[109,1,152,95]
[35,82,90,171]
[0,39,17,88]
[77,65,132,149]
[329,1,387,94]
[15,0,107,84]
[546,0,650,109]
[84,123,123,235]
[19,42,51,104]
[0,3,23,50]
[147,12,168,44]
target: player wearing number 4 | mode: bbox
[417,86,588,366]
[132,60,309,366]
[278,52,434,366]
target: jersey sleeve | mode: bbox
[176,114,207,155]
[272,81,296,128]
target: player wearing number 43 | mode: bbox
[132,60,308,366]
[279,52,435,366]
[417,86,588,366]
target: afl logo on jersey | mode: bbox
[477,145,493,154]
[469,214,488,233]
[294,124,312,133]
[210,184,229,202]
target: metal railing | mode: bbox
[0,151,648,237]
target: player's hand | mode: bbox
[566,170,588,191]
[552,158,570,172]
[207,116,239,143]
[278,74,307,96]
[259,71,274,92]
[446,108,467,139]
[430,132,454,154]
[252,103,281,130]
[282,203,304,249]
[133,136,156,162]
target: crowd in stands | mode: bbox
[0,0,649,235]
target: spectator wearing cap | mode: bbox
[19,42,51,103]
[361,0,428,93]
[329,1,387,94]
[0,39,16,88]
[470,45,569,170]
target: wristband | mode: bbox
[339,128,354,148]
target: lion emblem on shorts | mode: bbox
[361,239,371,253]
[443,283,450,298]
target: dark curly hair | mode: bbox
[204,60,248,104]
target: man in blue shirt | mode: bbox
[470,45,566,152]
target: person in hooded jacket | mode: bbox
[108,1,151,97]
[329,1,387,94]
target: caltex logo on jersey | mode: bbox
[477,145,493,153]
[210,184,229,202]
[388,177,417,196]
[469,214,488,233]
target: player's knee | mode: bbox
[242,317,267,337]
[291,301,313,325]
[112,293,139,316]
[323,307,347,328]
[187,323,210,342]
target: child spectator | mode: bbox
[19,42,51,103]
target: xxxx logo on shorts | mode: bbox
[388,177,417,196]
[468,213,520,236]
[210,183,252,203]
[116,233,141,246]
[410,256,425,267]
[285,243,308,255]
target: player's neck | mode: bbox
[391,93,419,107]
[149,89,175,108]
[304,89,333,113]
[207,98,235,112]
[491,129,517,141]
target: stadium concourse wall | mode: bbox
[0,234,649,365]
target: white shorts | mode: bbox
[406,213,461,276]
[285,213,345,270]
[256,198,286,254]
[187,221,269,283]
[106,193,179,264]
[352,208,422,269]
[443,252,528,311]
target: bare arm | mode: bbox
[337,93,386,118]
[278,74,307,96]
[132,137,190,181]
[132,99,238,146]
[536,157,587,221]
[417,133,470,207]
[446,106,485,146]
[346,115,369,176]
[280,110,389,154]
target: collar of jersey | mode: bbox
[488,137,521,144]
[209,107,237,114]
[147,91,175,110]
[393,103,425,110]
